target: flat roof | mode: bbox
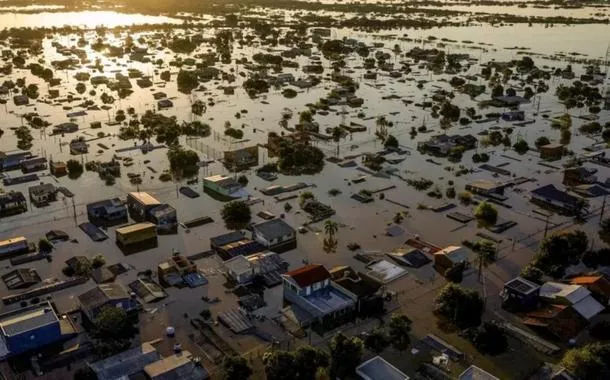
[356,356,409,380]
[128,192,161,206]
[116,222,156,234]
[303,287,354,314]
[0,237,27,247]
[0,301,59,337]
[459,365,499,380]
[505,277,539,295]
[144,351,192,378]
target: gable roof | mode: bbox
[253,218,295,240]
[531,184,580,206]
[285,264,330,288]
[78,283,130,312]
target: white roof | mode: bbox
[366,260,407,284]
[224,255,252,275]
[540,282,590,304]
[459,365,499,380]
[356,356,409,380]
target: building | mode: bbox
[52,122,79,134]
[331,267,383,317]
[540,143,565,161]
[78,283,139,322]
[210,231,246,251]
[126,192,161,220]
[203,174,247,199]
[539,282,604,321]
[500,277,540,311]
[531,184,585,214]
[0,151,32,171]
[148,204,178,233]
[252,218,297,253]
[89,342,161,380]
[87,198,128,225]
[459,365,499,380]
[28,183,57,206]
[20,157,47,173]
[434,246,468,272]
[69,139,88,155]
[13,94,29,106]
[210,231,265,260]
[144,350,208,380]
[0,301,76,357]
[418,134,477,156]
[49,161,67,176]
[501,110,525,122]
[224,251,288,285]
[465,180,506,196]
[223,146,259,170]
[563,166,597,186]
[523,304,587,341]
[158,254,198,286]
[0,237,29,257]
[282,264,355,327]
[0,191,27,217]
[356,356,409,380]
[116,223,157,247]
[570,275,610,306]
[1,268,40,289]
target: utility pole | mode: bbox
[72,197,77,226]
[600,194,607,225]
[544,215,550,238]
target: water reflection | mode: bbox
[0,11,181,28]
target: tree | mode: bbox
[513,139,529,155]
[561,343,610,380]
[532,230,588,277]
[67,159,84,179]
[329,333,363,379]
[600,218,610,245]
[388,314,412,352]
[92,306,136,357]
[384,134,399,149]
[491,84,504,98]
[299,191,315,208]
[38,238,53,253]
[167,146,199,178]
[590,321,610,341]
[263,351,295,380]
[364,328,390,354]
[294,346,329,380]
[469,322,508,355]
[221,201,251,230]
[220,356,252,380]
[323,220,338,239]
[323,236,338,254]
[535,136,550,148]
[475,201,498,228]
[520,264,544,284]
[435,283,484,328]
[91,254,106,269]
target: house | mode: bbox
[531,184,585,214]
[539,282,604,320]
[28,183,57,206]
[148,204,178,233]
[570,275,610,306]
[0,191,27,217]
[282,264,355,327]
[215,238,265,261]
[89,342,161,380]
[501,110,525,121]
[224,251,288,285]
[203,174,247,199]
[127,191,161,220]
[330,266,383,317]
[69,139,88,155]
[20,157,47,173]
[563,166,597,186]
[86,198,128,225]
[0,301,77,357]
[1,268,41,289]
[49,161,67,176]
[0,151,32,171]
[434,246,468,271]
[52,122,79,134]
[540,143,565,160]
[158,254,198,286]
[466,179,506,196]
[0,237,30,257]
[13,94,28,106]
[223,146,259,170]
[356,356,409,380]
[571,184,609,198]
[157,99,173,109]
[500,277,540,311]
[210,231,247,251]
[459,365,499,380]
[144,350,208,380]
[252,218,297,253]
[418,134,477,156]
[78,283,139,322]
[523,304,587,341]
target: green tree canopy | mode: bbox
[364,328,390,354]
[220,356,252,380]
[475,201,498,228]
[329,333,363,379]
[435,283,484,328]
[388,313,412,352]
[221,201,252,230]
[561,343,610,380]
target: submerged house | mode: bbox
[252,219,297,253]
[28,183,58,207]
[86,198,128,225]
[530,184,586,214]
[282,264,355,327]
[0,191,27,217]
[418,134,477,156]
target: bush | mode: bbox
[67,159,84,179]
[91,255,106,269]
[513,139,529,155]
[444,262,465,283]
[475,202,498,228]
[221,201,251,230]
[458,191,472,205]
[38,238,53,253]
[435,283,484,328]
[469,322,508,355]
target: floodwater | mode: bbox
[0,6,609,367]
[0,10,182,28]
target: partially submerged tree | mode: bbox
[475,201,498,228]
[221,201,252,230]
[435,283,484,328]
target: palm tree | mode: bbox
[323,237,338,254]
[375,116,388,142]
[331,126,347,157]
[324,220,339,239]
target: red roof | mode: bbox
[285,264,330,288]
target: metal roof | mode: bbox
[116,222,156,235]
[78,283,130,312]
[252,218,295,240]
[128,192,161,206]
[356,356,409,380]
[0,301,59,337]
